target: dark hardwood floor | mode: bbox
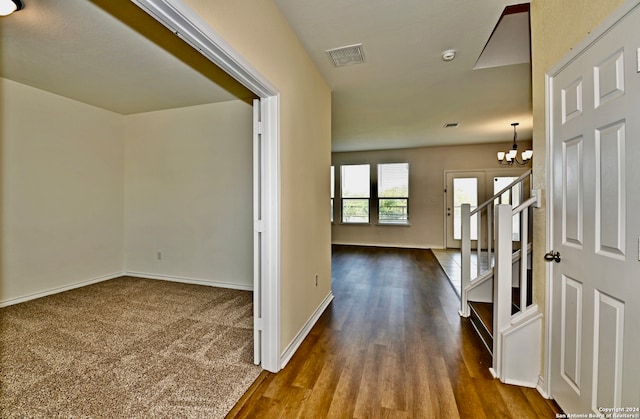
[228,245,561,418]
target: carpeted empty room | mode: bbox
[0,277,260,418]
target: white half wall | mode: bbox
[124,100,253,288]
[0,78,125,304]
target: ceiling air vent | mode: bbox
[326,44,366,67]
[444,122,460,128]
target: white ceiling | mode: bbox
[274,0,532,152]
[0,0,254,115]
[0,0,531,152]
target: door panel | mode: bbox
[560,275,582,395]
[595,121,625,258]
[548,3,640,414]
[445,170,525,248]
[446,172,484,248]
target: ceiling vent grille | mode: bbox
[444,122,460,128]
[326,44,366,67]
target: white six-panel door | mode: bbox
[548,1,640,414]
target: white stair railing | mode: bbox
[491,195,542,386]
[459,169,532,317]
[456,165,543,386]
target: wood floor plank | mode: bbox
[325,349,366,418]
[427,355,461,419]
[353,343,386,418]
[228,246,563,418]
[296,353,346,418]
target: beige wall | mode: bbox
[1,79,257,305]
[183,0,333,352]
[530,0,625,309]
[0,78,125,304]
[124,101,254,288]
[332,142,531,248]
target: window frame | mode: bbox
[340,164,371,224]
[377,162,410,225]
[330,166,335,223]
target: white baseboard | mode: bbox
[280,291,334,369]
[0,272,124,308]
[1,271,253,308]
[125,271,253,291]
[536,375,551,399]
[502,377,538,389]
[331,241,433,249]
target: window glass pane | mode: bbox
[341,165,370,198]
[379,198,408,223]
[342,199,369,223]
[341,165,370,223]
[494,176,521,241]
[453,177,478,240]
[378,163,409,197]
[330,166,335,199]
[494,176,521,205]
[378,163,409,224]
[330,166,335,223]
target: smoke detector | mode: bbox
[326,44,366,67]
[442,49,457,62]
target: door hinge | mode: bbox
[255,121,263,135]
[255,317,264,330]
[255,220,264,232]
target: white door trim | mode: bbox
[131,0,281,373]
[543,0,640,399]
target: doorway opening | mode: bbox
[133,0,281,372]
[445,168,526,249]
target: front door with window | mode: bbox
[548,3,640,413]
[446,172,485,248]
[445,170,525,249]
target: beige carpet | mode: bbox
[0,276,261,418]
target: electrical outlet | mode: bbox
[157,251,162,260]
[315,274,318,287]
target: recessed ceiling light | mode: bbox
[444,122,460,128]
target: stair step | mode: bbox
[468,295,520,357]
[469,301,493,356]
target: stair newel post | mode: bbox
[491,203,513,380]
[459,203,471,317]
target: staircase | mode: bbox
[459,170,543,388]
[468,272,532,356]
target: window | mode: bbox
[330,166,335,223]
[341,164,370,223]
[378,163,409,224]
[494,176,522,241]
[453,177,479,240]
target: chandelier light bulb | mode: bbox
[0,0,23,16]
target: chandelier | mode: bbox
[497,122,533,166]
